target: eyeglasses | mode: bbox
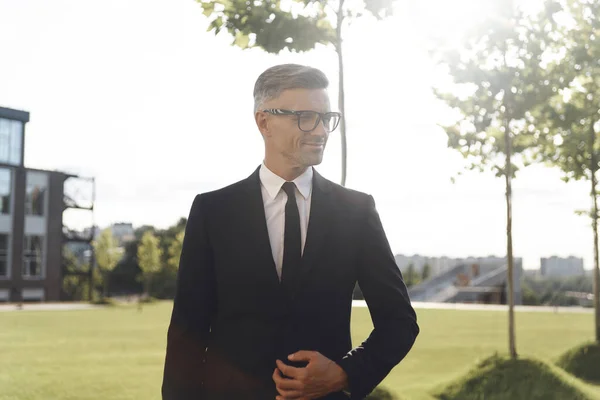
[262,109,342,133]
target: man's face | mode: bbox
[258,88,331,168]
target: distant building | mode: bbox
[110,222,135,245]
[523,269,541,279]
[0,106,92,302]
[540,256,584,278]
[82,225,101,240]
[395,254,522,277]
[585,269,593,278]
[407,257,524,305]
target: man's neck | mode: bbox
[263,159,308,182]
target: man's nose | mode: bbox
[310,120,327,137]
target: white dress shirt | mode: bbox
[259,163,313,281]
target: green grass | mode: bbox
[557,342,600,384]
[1,302,599,400]
[368,307,600,400]
[432,354,589,400]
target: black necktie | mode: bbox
[281,182,301,285]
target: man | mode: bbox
[162,64,419,400]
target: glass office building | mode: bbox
[0,106,67,302]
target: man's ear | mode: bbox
[256,111,271,138]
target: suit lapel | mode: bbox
[241,166,283,292]
[240,166,334,300]
[290,169,333,299]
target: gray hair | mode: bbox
[253,64,329,113]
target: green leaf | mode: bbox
[431,1,569,180]
[233,30,250,49]
[201,2,215,17]
[195,0,364,54]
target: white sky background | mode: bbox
[0,0,594,269]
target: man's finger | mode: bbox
[273,368,303,391]
[288,350,317,362]
[276,359,303,378]
[276,379,304,391]
[275,388,304,399]
[273,369,305,399]
[272,367,286,385]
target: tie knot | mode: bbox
[282,181,296,198]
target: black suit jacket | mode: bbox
[162,167,419,400]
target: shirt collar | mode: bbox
[259,163,313,200]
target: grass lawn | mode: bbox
[556,342,600,385]
[1,302,599,400]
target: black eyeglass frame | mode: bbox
[262,108,342,133]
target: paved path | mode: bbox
[0,303,104,312]
[0,301,593,314]
[353,300,594,314]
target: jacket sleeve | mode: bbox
[162,194,217,400]
[337,195,419,399]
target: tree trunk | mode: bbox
[501,29,517,358]
[589,123,600,343]
[144,273,151,299]
[89,247,96,302]
[592,177,600,343]
[102,271,108,300]
[504,115,517,359]
[335,0,347,187]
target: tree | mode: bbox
[106,220,186,299]
[61,247,91,301]
[197,0,394,186]
[167,231,185,271]
[134,225,156,241]
[110,241,143,295]
[422,263,431,281]
[137,231,163,300]
[431,0,562,358]
[93,228,122,300]
[405,264,420,288]
[144,229,184,300]
[156,218,186,269]
[532,0,600,343]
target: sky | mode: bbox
[0,0,595,270]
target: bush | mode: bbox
[90,297,117,306]
[366,386,398,399]
[433,354,589,400]
[556,342,600,384]
[138,295,158,304]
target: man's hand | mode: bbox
[272,350,348,400]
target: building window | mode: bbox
[22,288,44,302]
[23,236,44,278]
[0,117,23,166]
[0,169,10,214]
[0,234,8,277]
[26,172,47,216]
